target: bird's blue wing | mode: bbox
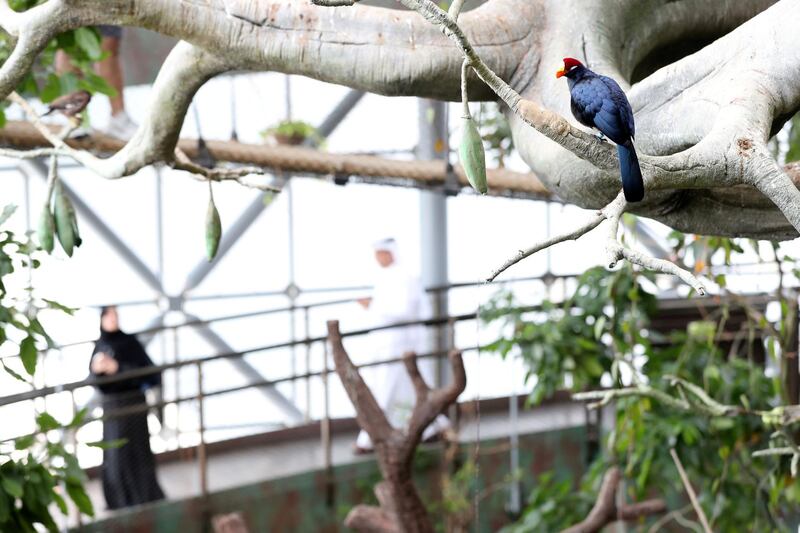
[599,75,635,139]
[569,79,604,129]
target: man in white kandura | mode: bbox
[355,238,451,454]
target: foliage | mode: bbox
[0,1,116,127]
[484,241,800,531]
[477,103,514,167]
[261,119,323,145]
[502,464,606,533]
[0,205,94,532]
[787,112,800,163]
[482,265,656,404]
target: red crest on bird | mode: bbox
[556,57,584,78]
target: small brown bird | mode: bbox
[42,90,91,118]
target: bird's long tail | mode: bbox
[618,141,644,202]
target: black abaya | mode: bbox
[90,329,165,510]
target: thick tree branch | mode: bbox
[327,320,394,444]
[561,467,666,533]
[403,349,465,445]
[326,320,465,533]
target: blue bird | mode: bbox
[556,57,644,202]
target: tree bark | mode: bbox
[326,320,466,533]
[2,0,800,239]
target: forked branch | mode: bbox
[326,320,466,533]
[561,467,666,533]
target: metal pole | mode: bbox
[155,167,165,284]
[507,359,521,517]
[285,75,292,122]
[173,326,181,449]
[417,99,450,387]
[196,361,208,497]
[304,306,312,421]
[287,180,298,407]
[321,338,334,507]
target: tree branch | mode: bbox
[326,321,465,533]
[561,467,666,533]
[326,320,394,444]
[404,350,465,445]
[670,448,712,533]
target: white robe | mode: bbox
[357,264,450,448]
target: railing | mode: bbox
[0,273,577,524]
[0,268,778,526]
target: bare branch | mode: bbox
[606,239,707,296]
[752,447,797,457]
[561,467,666,533]
[670,448,712,533]
[327,323,464,533]
[172,148,282,193]
[448,0,467,21]
[402,351,430,401]
[326,320,394,443]
[406,350,466,443]
[312,0,361,5]
[487,211,605,282]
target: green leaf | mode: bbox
[39,74,62,104]
[0,204,16,226]
[0,107,6,129]
[1,360,28,383]
[52,491,67,515]
[41,299,76,315]
[79,72,116,98]
[35,412,60,432]
[68,407,88,429]
[1,476,23,499]
[13,435,34,450]
[85,438,127,450]
[0,490,9,523]
[74,27,102,61]
[66,481,94,516]
[19,336,37,376]
[27,317,54,349]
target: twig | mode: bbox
[311,0,360,5]
[670,448,713,533]
[172,148,281,192]
[0,147,60,159]
[752,447,796,457]
[646,505,695,533]
[448,0,467,20]
[573,385,693,413]
[487,210,605,282]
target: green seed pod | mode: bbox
[37,204,55,254]
[53,181,77,257]
[205,193,221,261]
[459,116,488,195]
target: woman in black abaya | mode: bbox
[90,305,165,510]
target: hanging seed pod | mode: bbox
[205,187,221,261]
[37,204,55,253]
[459,116,488,195]
[53,180,78,257]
